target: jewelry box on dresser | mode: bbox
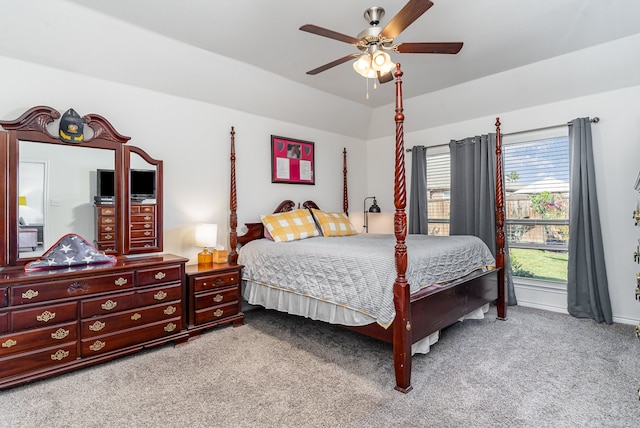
[0,106,189,389]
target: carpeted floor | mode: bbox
[0,305,639,428]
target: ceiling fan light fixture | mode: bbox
[353,54,376,78]
[371,50,392,72]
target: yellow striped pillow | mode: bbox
[311,209,358,237]
[260,209,320,242]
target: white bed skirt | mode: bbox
[243,280,489,355]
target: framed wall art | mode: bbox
[271,135,315,185]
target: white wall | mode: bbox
[0,56,367,264]
[367,84,640,325]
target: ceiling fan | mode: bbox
[300,0,463,84]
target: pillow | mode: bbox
[311,208,358,237]
[260,209,320,242]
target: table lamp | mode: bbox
[195,223,217,265]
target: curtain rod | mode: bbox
[406,117,600,152]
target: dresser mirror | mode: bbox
[0,106,163,267]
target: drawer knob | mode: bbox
[104,218,113,224]
[105,234,113,240]
[144,216,152,221]
[89,340,106,352]
[155,272,166,280]
[104,209,113,215]
[89,321,106,332]
[214,309,224,318]
[22,289,39,300]
[214,278,225,286]
[144,231,151,236]
[164,306,177,315]
[144,224,151,229]
[131,313,142,321]
[37,311,56,322]
[101,300,118,311]
[51,349,70,361]
[164,322,177,332]
[2,339,17,348]
[51,328,70,340]
[213,294,223,303]
[105,226,113,232]
[143,207,152,212]
[154,290,168,300]
[114,277,128,286]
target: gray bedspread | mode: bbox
[239,234,495,328]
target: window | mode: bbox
[503,135,570,283]
[426,149,450,236]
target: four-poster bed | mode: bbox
[228,64,507,393]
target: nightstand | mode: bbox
[185,263,244,339]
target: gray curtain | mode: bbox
[409,145,428,234]
[567,118,612,324]
[449,135,517,306]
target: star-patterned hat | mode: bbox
[24,233,116,272]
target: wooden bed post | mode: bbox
[343,148,348,215]
[229,126,238,264]
[495,118,507,320]
[392,64,412,393]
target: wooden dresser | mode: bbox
[95,203,158,254]
[185,263,244,339]
[0,254,188,390]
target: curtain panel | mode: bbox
[409,145,428,234]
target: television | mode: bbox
[96,169,115,200]
[130,169,156,201]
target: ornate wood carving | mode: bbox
[343,148,349,215]
[229,126,238,264]
[0,106,59,134]
[82,113,131,144]
[391,63,412,394]
[495,118,507,320]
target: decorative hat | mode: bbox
[24,233,116,272]
[59,108,84,142]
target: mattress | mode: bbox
[239,233,495,329]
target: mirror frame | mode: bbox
[0,106,162,267]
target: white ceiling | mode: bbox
[58,0,640,108]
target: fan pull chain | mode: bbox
[366,77,369,100]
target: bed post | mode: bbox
[343,148,349,215]
[392,64,412,394]
[229,126,238,264]
[495,118,507,320]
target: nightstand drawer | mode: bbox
[195,287,238,311]
[81,292,135,318]
[12,302,78,331]
[194,301,238,325]
[194,272,239,292]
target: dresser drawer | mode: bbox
[0,341,77,379]
[81,317,182,357]
[135,283,181,307]
[131,213,154,223]
[131,205,154,214]
[82,302,182,338]
[99,224,116,233]
[0,321,77,357]
[137,265,182,287]
[11,272,135,305]
[0,313,7,334]
[193,271,239,292]
[194,301,238,325]
[131,229,155,239]
[0,288,6,307]
[98,206,116,216]
[99,216,116,225]
[195,287,238,311]
[12,302,78,331]
[99,232,116,242]
[81,292,135,318]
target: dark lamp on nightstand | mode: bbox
[195,223,217,265]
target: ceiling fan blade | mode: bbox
[299,24,360,45]
[396,42,463,54]
[380,0,434,40]
[306,54,359,75]
[378,71,394,84]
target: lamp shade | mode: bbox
[195,223,217,248]
[368,198,381,213]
